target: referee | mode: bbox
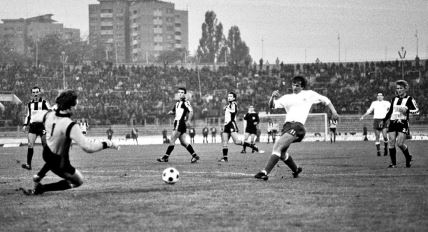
[22,86,50,170]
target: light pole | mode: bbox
[398,47,406,79]
[415,30,419,58]
[60,51,68,90]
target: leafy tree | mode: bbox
[157,48,186,68]
[197,11,226,63]
[226,26,251,65]
[0,38,24,63]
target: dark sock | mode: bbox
[185,144,195,155]
[283,155,298,172]
[222,148,228,157]
[42,180,72,192]
[376,143,380,152]
[27,148,34,165]
[165,145,174,156]
[265,155,280,174]
[400,146,411,159]
[244,142,258,151]
[389,148,396,165]
[242,144,246,151]
[384,142,388,150]
[37,164,50,178]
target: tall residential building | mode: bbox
[0,14,80,55]
[89,0,188,64]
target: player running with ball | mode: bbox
[255,76,339,180]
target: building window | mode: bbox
[175,31,181,35]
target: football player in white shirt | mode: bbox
[360,93,390,156]
[255,76,339,180]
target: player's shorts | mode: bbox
[42,146,76,178]
[173,120,187,134]
[329,128,337,134]
[107,135,112,140]
[373,119,387,130]
[82,131,87,135]
[245,126,257,135]
[388,120,410,135]
[223,121,239,134]
[281,122,306,142]
[272,129,278,134]
[28,122,46,136]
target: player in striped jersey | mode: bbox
[21,90,119,195]
[382,80,419,168]
[255,76,339,180]
[157,87,200,163]
[360,93,390,156]
[21,87,51,170]
[218,92,262,162]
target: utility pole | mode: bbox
[337,33,341,63]
[415,30,419,58]
[60,51,68,90]
[261,37,264,61]
[398,47,406,79]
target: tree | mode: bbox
[226,26,251,65]
[0,38,25,64]
[197,11,226,63]
[157,48,186,68]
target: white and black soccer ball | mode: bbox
[162,167,179,184]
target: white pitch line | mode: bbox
[82,169,254,176]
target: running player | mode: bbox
[21,90,119,195]
[157,87,200,163]
[218,92,262,162]
[360,93,390,156]
[255,76,339,180]
[21,86,51,170]
[382,80,419,168]
[241,105,260,153]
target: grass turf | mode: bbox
[1,141,427,231]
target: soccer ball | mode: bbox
[162,167,179,184]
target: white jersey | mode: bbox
[365,100,390,119]
[273,90,331,124]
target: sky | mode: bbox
[0,0,427,63]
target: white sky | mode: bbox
[1,0,427,63]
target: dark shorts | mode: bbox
[43,147,76,178]
[245,126,257,135]
[330,128,337,134]
[388,120,409,135]
[223,121,239,134]
[82,131,87,135]
[373,119,387,130]
[173,120,187,134]
[281,122,306,142]
[29,122,46,136]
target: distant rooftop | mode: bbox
[2,14,56,23]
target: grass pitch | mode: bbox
[1,141,428,232]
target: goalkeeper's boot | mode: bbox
[21,164,31,170]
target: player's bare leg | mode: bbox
[22,133,37,170]
[374,130,382,156]
[396,132,412,168]
[241,133,250,153]
[250,134,257,153]
[387,132,397,168]
[255,133,301,180]
[178,134,199,163]
[219,133,231,162]
[157,130,180,162]
[382,128,388,156]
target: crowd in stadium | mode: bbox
[1,58,427,126]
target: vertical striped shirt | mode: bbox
[24,98,50,125]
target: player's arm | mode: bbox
[406,97,420,115]
[167,104,175,115]
[70,124,119,152]
[360,103,374,120]
[312,91,339,119]
[42,100,51,110]
[269,90,280,109]
[23,103,31,130]
[185,101,193,124]
[382,98,394,123]
[243,115,247,130]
